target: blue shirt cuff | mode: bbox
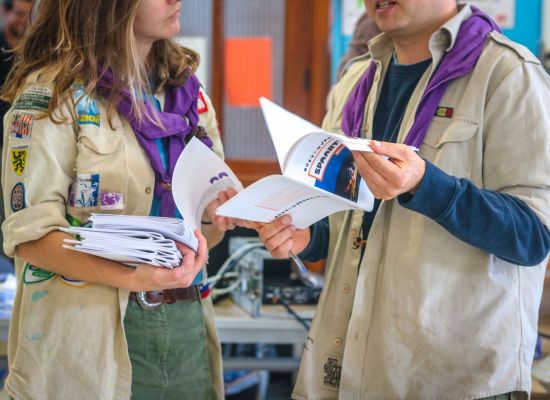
[398,160,459,220]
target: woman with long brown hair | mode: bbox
[1,0,231,398]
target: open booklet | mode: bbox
[174,99,375,230]
[61,214,198,268]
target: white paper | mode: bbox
[89,214,197,250]
[61,214,198,269]
[172,138,244,230]
[215,98,375,228]
[260,97,372,172]
[215,175,363,229]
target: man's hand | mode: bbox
[239,215,311,259]
[204,188,238,231]
[352,141,425,200]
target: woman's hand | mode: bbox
[239,215,311,259]
[130,229,208,291]
[204,188,239,231]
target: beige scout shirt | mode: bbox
[293,6,550,400]
[1,70,225,400]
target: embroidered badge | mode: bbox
[435,106,454,118]
[13,86,51,111]
[197,90,208,114]
[198,281,211,299]
[71,174,100,208]
[23,263,55,284]
[74,86,100,127]
[100,192,124,210]
[9,111,34,139]
[58,275,90,288]
[10,182,25,212]
[66,214,83,227]
[323,357,342,388]
[10,145,30,177]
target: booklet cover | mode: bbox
[174,99,375,230]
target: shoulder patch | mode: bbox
[23,263,55,284]
[73,85,100,127]
[58,275,91,288]
[10,182,25,212]
[100,192,124,210]
[10,144,30,177]
[489,31,540,64]
[13,85,51,112]
[9,111,34,139]
[69,173,100,208]
[198,90,208,114]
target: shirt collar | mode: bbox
[367,3,474,62]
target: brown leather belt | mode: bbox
[129,286,199,305]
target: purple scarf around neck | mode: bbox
[96,69,213,217]
[341,6,500,148]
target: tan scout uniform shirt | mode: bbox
[1,70,224,400]
[293,6,550,400]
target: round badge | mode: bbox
[58,275,90,288]
[10,182,25,212]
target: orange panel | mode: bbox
[224,37,273,107]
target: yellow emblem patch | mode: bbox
[10,145,29,177]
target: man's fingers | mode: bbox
[370,140,411,159]
[258,215,292,242]
[353,148,403,185]
[271,237,294,258]
[261,225,295,254]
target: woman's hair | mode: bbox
[2,0,199,125]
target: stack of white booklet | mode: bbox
[61,214,197,268]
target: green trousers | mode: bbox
[124,299,216,400]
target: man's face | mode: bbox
[4,0,32,39]
[363,0,456,39]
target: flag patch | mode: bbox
[10,112,34,139]
[435,107,454,118]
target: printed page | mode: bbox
[172,138,244,230]
[259,97,373,172]
[283,132,374,210]
[215,175,365,229]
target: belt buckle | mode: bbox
[136,291,162,310]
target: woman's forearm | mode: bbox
[17,231,142,291]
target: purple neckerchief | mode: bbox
[341,6,500,148]
[96,69,213,217]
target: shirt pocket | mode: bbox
[71,128,128,213]
[419,117,479,179]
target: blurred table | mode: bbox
[214,298,313,371]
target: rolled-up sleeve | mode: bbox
[2,91,76,257]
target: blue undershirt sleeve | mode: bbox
[298,217,329,262]
[398,160,550,266]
